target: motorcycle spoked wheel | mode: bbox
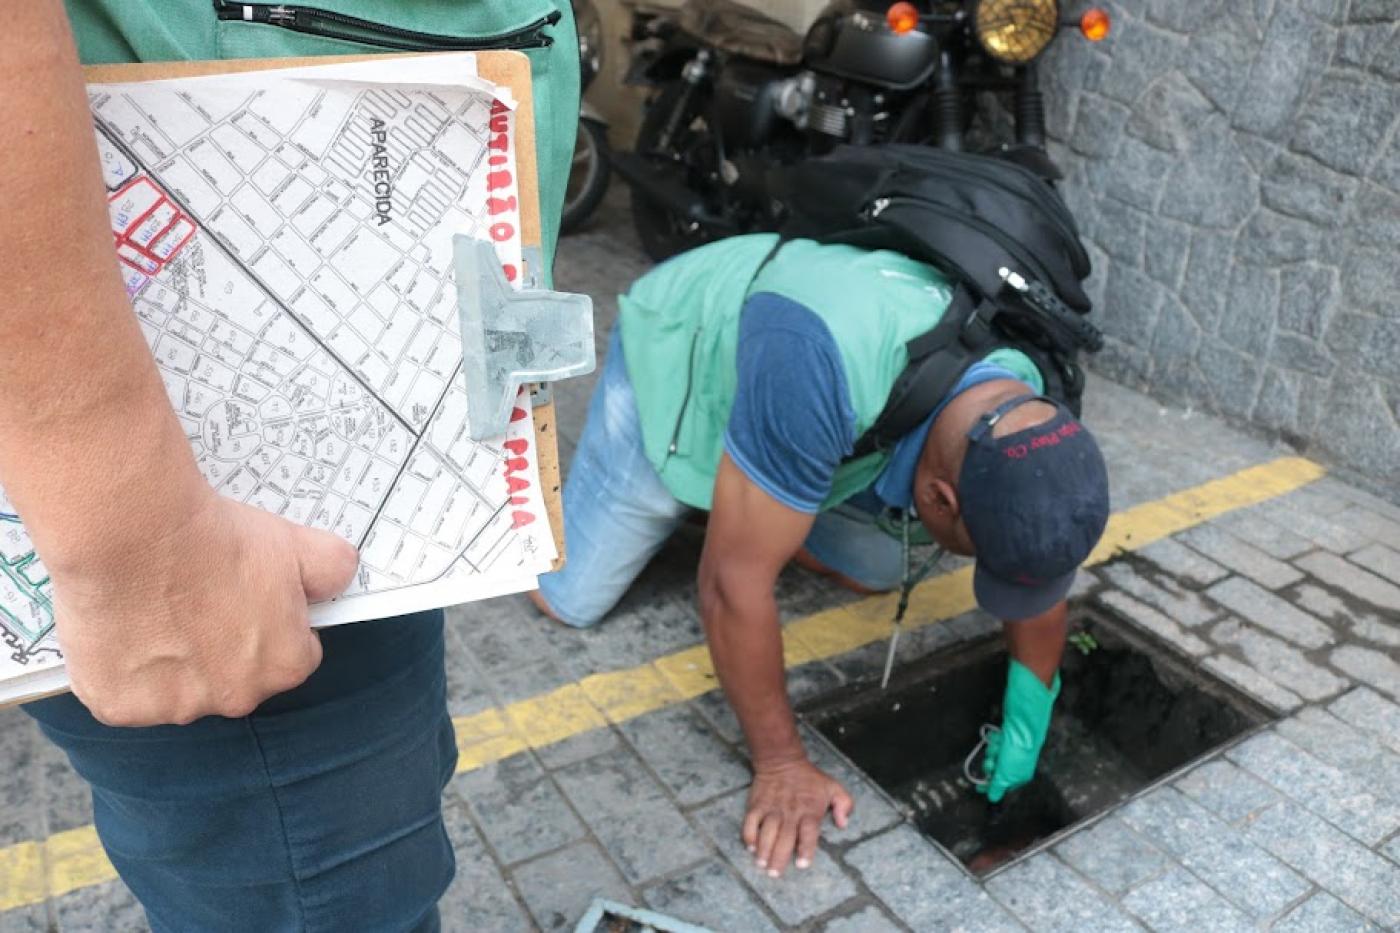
[561,118,612,235]
[631,81,722,262]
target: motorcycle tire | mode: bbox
[630,81,718,263]
[561,117,612,236]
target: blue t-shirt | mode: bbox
[723,292,1025,513]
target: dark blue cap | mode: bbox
[958,395,1110,620]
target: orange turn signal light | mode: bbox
[887,2,920,35]
[1080,8,1111,41]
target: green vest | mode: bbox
[620,235,1043,511]
[64,0,579,272]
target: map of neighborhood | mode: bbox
[0,57,556,699]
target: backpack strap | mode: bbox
[847,283,1002,461]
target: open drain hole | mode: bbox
[802,611,1276,877]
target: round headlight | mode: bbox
[974,0,1060,64]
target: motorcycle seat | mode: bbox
[679,0,804,65]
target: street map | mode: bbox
[0,55,556,703]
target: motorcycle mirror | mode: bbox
[886,1,921,34]
[1079,8,1111,41]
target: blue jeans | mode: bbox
[538,332,902,627]
[25,611,457,933]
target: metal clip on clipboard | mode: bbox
[455,236,596,440]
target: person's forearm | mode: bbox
[1003,601,1068,685]
[698,571,805,767]
[0,1,204,570]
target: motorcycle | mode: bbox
[612,0,1110,261]
[561,0,613,234]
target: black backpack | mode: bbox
[764,145,1103,460]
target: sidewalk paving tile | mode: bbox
[575,600,707,675]
[1098,564,1219,628]
[1207,618,1346,701]
[0,905,47,932]
[642,858,780,933]
[1202,578,1334,649]
[439,802,533,933]
[1202,655,1302,711]
[1178,525,1305,589]
[691,791,858,927]
[1334,506,1400,548]
[1118,786,1307,916]
[1053,816,1169,896]
[1348,543,1400,586]
[1099,592,1210,656]
[487,657,580,706]
[1214,511,1314,560]
[818,904,903,932]
[1176,825,1310,919]
[1242,801,1400,927]
[690,691,744,745]
[0,715,45,848]
[984,854,1142,932]
[1134,537,1228,586]
[535,726,623,771]
[1329,688,1400,754]
[618,705,751,806]
[554,747,709,885]
[442,627,495,720]
[1383,834,1400,867]
[53,880,146,933]
[1273,708,1400,797]
[1228,731,1400,846]
[1251,497,1373,554]
[1119,866,1251,933]
[843,825,1023,932]
[1272,892,1380,933]
[1292,584,1400,650]
[1294,552,1400,615]
[450,753,585,866]
[1329,645,1400,701]
[1173,759,1279,823]
[510,841,633,932]
[448,600,571,678]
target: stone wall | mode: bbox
[1040,1,1400,485]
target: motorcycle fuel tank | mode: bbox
[804,0,940,90]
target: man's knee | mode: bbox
[795,547,898,595]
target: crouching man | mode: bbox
[534,233,1110,876]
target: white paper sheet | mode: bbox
[0,54,556,704]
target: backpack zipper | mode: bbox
[213,2,560,51]
[665,327,703,460]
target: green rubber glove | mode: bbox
[978,659,1061,803]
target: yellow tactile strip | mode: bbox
[0,456,1326,913]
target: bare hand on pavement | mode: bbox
[52,487,359,727]
[743,759,854,878]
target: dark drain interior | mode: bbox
[803,613,1274,876]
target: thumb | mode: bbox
[985,779,1008,804]
[831,784,855,829]
[293,525,360,602]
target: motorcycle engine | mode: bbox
[773,70,850,139]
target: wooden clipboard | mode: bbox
[83,52,566,567]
